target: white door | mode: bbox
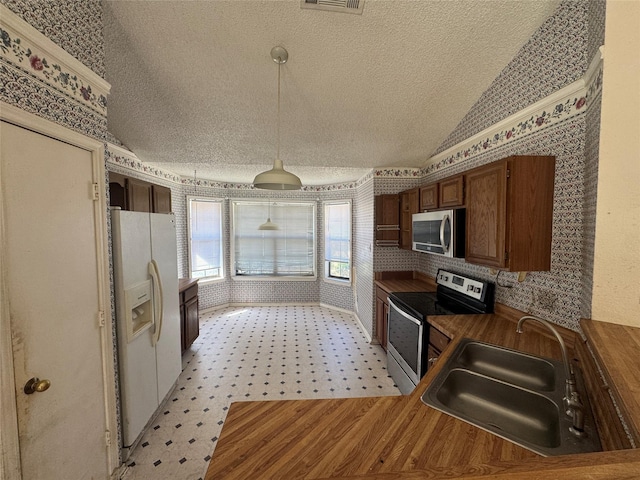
[1,120,110,479]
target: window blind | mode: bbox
[233,201,316,277]
[189,198,223,279]
[324,202,351,279]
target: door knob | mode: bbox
[24,377,51,395]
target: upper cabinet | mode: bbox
[109,172,172,214]
[419,174,465,211]
[151,184,172,214]
[399,188,420,250]
[439,175,465,208]
[465,155,555,271]
[375,194,400,247]
[419,183,438,211]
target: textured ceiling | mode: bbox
[104,0,560,185]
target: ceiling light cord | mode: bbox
[277,55,281,161]
[252,46,301,190]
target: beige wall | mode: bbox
[592,0,640,326]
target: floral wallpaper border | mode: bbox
[424,49,604,175]
[0,5,109,115]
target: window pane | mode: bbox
[233,201,315,277]
[325,202,351,280]
[189,198,223,279]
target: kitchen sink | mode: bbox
[422,338,602,456]
[432,369,561,448]
[454,340,558,391]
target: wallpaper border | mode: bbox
[424,47,604,173]
[0,4,110,115]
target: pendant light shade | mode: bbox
[253,46,302,190]
[258,201,279,230]
[253,158,302,190]
[258,218,279,230]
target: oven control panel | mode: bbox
[436,270,487,301]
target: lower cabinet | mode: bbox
[179,279,199,353]
[427,325,450,369]
[375,287,389,351]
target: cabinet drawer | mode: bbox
[429,326,450,352]
[182,284,198,303]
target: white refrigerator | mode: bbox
[111,209,182,453]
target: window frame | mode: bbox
[230,199,317,281]
[323,200,352,285]
[186,196,225,283]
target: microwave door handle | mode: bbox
[440,215,450,252]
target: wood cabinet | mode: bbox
[109,172,172,213]
[426,325,450,370]
[399,188,419,250]
[439,175,465,208]
[127,177,152,212]
[375,194,400,247]
[375,287,390,350]
[419,174,464,212]
[152,184,172,214]
[419,183,438,211]
[179,278,199,353]
[465,155,555,271]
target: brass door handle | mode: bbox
[24,377,51,395]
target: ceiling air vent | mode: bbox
[301,0,364,15]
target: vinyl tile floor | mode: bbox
[121,305,401,479]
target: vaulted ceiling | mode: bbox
[104,0,560,185]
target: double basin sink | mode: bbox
[421,338,602,456]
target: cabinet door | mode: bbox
[399,188,419,250]
[152,184,172,213]
[375,194,400,247]
[465,161,508,267]
[126,177,152,212]
[109,172,127,209]
[184,296,199,349]
[419,183,438,211]
[439,175,465,208]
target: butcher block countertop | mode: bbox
[206,292,640,478]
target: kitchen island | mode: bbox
[205,307,640,479]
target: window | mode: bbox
[187,197,224,280]
[324,201,351,281]
[231,200,316,278]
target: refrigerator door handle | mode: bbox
[148,260,164,346]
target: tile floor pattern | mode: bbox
[122,305,401,479]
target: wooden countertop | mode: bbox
[178,277,198,292]
[205,311,640,479]
[581,319,640,443]
[374,271,436,294]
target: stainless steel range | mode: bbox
[387,269,494,394]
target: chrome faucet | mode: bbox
[516,315,586,437]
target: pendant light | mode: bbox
[253,46,302,190]
[258,201,279,230]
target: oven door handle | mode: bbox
[439,215,450,253]
[388,299,422,326]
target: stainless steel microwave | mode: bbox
[412,209,465,257]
